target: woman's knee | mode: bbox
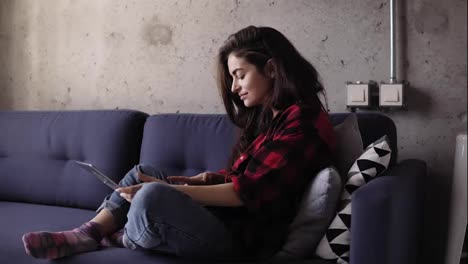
[137,164,166,180]
[118,164,165,186]
[130,182,173,212]
[137,163,155,174]
[124,183,177,248]
[118,166,140,186]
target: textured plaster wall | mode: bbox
[0,0,466,262]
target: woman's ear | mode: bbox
[264,59,276,79]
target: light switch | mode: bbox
[380,83,404,107]
[350,88,365,102]
[347,83,369,107]
[383,89,399,102]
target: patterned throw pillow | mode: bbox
[315,135,392,264]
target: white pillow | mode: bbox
[333,114,364,180]
[275,166,342,259]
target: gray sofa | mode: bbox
[0,110,426,264]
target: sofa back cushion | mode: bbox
[0,110,147,210]
[330,113,397,167]
[140,114,236,176]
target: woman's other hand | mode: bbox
[116,184,144,203]
[117,171,167,202]
[137,171,167,184]
[166,172,213,185]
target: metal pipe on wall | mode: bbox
[390,0,397,84]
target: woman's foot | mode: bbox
[22,222,104,259]
[100,229,125,248]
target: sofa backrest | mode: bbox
[140,114,236,176]
[0,110,396,209]
[139,112,397,176]
[0,110,147,210]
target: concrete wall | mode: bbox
[1,0,466,262]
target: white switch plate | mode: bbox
[346,83,369,107]
[380,83,404,107]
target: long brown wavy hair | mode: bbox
[217,26,327,166]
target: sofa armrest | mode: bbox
[350,159,426,264]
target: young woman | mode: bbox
[22,25,336,261]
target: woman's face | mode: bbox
[227,54,274,108]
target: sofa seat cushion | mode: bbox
[0,201,194,264]
[0,201,94,263]
[1,201,333,264]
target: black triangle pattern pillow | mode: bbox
[315,135,392,264]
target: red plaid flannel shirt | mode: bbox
[218,104,336,258]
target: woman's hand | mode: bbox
[116,183,144,203]
[117,170,167,202]
[167,172,212,185]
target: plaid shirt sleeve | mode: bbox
[227,105,335,213]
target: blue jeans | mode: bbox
[97,164,241,260]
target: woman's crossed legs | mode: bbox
[22,165,239,260]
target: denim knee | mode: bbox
[124,183,183,249]
[131,182,173,211]
[135,164,168,182]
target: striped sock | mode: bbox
[22,222,104,259]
